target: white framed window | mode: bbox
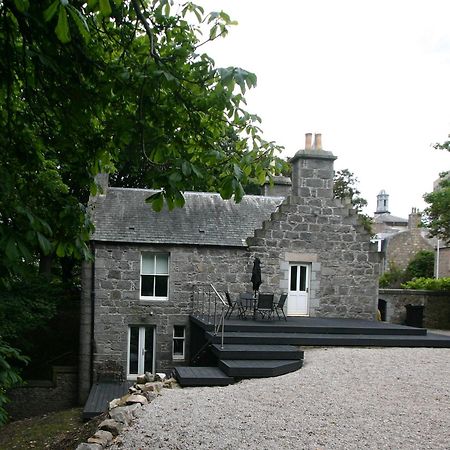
[127,325,155,380]
[172,325,185,360]
[140,253,169,300]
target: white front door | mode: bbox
[127,326,155,379]
[288,264,310,316]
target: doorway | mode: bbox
[287,263,310,316]
[127,325,155,379]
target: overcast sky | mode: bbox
[197,0,450,218]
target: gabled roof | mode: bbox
[373,212,408,225]
[90,188,283,247]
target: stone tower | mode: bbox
[375,189,390,214]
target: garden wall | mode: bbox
[6,366,78,420]
[379,289,450,329]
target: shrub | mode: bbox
[404,250,435,280]
[401,277,450,291]
[379,262,407,288]
[0,339,29,425]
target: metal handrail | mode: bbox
[191,283,227,349]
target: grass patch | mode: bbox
[0,408,105,450]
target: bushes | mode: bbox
[0,340,29,424]
[380,251,435,288]
[401,277,450,291]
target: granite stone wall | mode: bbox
[91,243,252,381]
[6,366,78,420]
[379,289,450,329]
[247,149,379,320]
[385,227,433,271]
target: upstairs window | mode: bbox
[141,253,169,300]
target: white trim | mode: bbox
[127,325,156,380]
[140,253,169,300]
[172,325,186,361]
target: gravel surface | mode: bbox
[112,347,450,450]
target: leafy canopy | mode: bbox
[333,169,373,234]
[0,0,285,282]
[423,139,450,243]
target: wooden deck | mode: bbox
[174,315,450,387]
[83,381,133,420]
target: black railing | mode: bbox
[191,283,227,349]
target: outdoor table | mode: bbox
[239,292,256,319]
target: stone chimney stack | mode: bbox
[313,133,322,150]
[290,133,336,199]
[408,207,421,230]
[305,133,312,150]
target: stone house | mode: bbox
[382,209,434,272]
[79,134,379,402]
[372,191,434,273]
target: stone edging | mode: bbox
[76,373,180,449]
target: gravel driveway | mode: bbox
[112,347,450,450]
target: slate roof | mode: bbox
[90,188,283,247]
[373,213,408,225]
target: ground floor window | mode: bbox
[127,325,155,379]
[172,325,185,360]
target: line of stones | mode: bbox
[76,373,180,450]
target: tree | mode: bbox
[0,0,285,421]
[333,169,373,233]
[423,173,450,244]
[0,0,285,282]
[423,139,450,243]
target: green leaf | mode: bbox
[99,0,112,17]
[234,181,245,202]
[146,192,164,212]
[68,6,91,43]
[174,192,185,208]
[87,0,98,9]
[56,242,66,257]
[233,163,243,180]
[5,240,19,261]
[43,0,59,22]
[181,161,191,176]
[220,177,234,199]
[37,232,52,255]
[55,6,71,44]
[13,0,29,13]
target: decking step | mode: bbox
[211,344,304,360]
[206,331,450,347]
[190,315,428,336]
[174,366,234,387]
[83,381,133,420]
[218,359,303,377]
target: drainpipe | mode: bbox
[436,239,440,279]
[78,246,95,404]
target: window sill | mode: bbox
[139,297,168,302]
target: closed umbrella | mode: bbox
[251,257,262,294]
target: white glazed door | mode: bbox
[127,326,155,379]
[287,264,310,316]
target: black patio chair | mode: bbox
[255,293,275,320]
[274,293,288,321]
[239,292,255,319]
[225,292,245,319]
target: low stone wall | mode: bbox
[6,366,78,420]
[379,289,450,329]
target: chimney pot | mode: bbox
[314,133,322,150]
[305,133,312,150]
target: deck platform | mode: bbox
[173,315,450,387]
[173,366,233,387]
[83,381,133,420]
